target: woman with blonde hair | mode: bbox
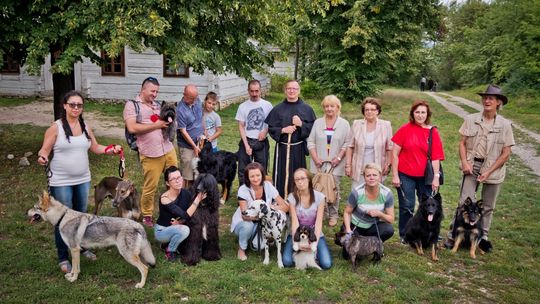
[307,94,350,227]
[345,97,393,189]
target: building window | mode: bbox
[1,54,20,74]
[163,55,189,77]
[101,49,125,76]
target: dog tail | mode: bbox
[137,228,156,267]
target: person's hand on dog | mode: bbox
[193,192,207,207]
[155,119,170,129]
[344,231,353,243]
[170,217,184,225]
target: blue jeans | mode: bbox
[233,221,257,250]
[282,235,333,270]
[49,182,91,262]
[154,224,190,252]
[397,172,432,237]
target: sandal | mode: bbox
[82,250,97,261]
[58,260,72,273]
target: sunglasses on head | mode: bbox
[142,76,159,86]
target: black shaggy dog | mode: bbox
[196,138,237,204]
[451,197,485,259]
[178,173,222,266]
[160,101,176,142]
[404,192,443,261]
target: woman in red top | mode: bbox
[391,100,444,242]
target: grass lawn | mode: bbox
[0,89,538,303]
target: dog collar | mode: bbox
[55,211,68,226]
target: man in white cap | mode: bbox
[445,84,514,252]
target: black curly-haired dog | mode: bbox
[195,138,237,204]
[178,173,222,266]
[160,101,176,142]
[404,192,443,261]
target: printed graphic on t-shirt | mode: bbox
[246,107,265,131]
[205,117,215,130]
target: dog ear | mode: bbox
[260,203,268,215]
[308,228,318,243]
[464,197,473,206]
[293,229,301,242]
[433,192,442,201]
[477,199,483,209]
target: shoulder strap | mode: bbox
[129,99,142,123]
[427,126,436,160]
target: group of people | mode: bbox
[420,77,437,92]
[37,77,514,271]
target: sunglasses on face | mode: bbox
[66,103,84,109]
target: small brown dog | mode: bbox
[94,177,140,220]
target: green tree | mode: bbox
[300,0,440,102]
[0,0,338,119]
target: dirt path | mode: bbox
[0,101,125,139]
[426,92,540,176]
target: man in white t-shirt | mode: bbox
[235,80,273,185]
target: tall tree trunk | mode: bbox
[50,44,75,120]
[294,38,300,80]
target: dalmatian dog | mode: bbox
[242,199,287,268]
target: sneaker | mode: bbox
[58,260,72,273]
[165,250,178,262]
[82,250,97,261]
[143,216,154,228]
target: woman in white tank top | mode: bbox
[37,91,123,273]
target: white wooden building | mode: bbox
[0,47,295,106]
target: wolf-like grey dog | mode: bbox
[27,192,155,288]
[339,232,383,271]
[160,101,176,142]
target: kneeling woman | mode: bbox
[155,166,206,262]
[342,163,394,257]
[231,162,289,261]
[283,168,333,270]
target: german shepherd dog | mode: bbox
[404,192,443,261]
[292,225,321,270]
[94,177,141,220]
[451,197,484,259]
[335,231,383,271]
[27,192,155,288]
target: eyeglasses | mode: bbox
[168,176,182,182]
[294,177,308,182]
[67,103,84,109]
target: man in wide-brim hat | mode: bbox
[445,84,515,253]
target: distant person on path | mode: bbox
[420,76,427,92]
[176,84,203,189]
[124,77,178,228]
[236,80,273,185]
[202,91,222,152]
[444,85,514,252]
[427,79,434,91]
[265,80,316,197]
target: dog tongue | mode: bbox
[428,214,434,222]
[168,117,172,123]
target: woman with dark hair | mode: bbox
[230,162,288,261]
[282,168,332,269]
[154,166,206,262]
[345,97,393,190]
[391,100,445,243]
[37,90,123,273]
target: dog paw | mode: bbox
[278,262,284,268]
[65,272,78,282]
[135,282,145,288]
[263,259,269,265]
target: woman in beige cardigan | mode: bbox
[345,97,393,190]
[307,95,351,227]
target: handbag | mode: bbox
[424,127,444,185]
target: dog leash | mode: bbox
[105,145,126,178]
[43,160,53,194]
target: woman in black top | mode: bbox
[154,166,206,262]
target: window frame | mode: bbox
[163,55,189,78]
[101,49,125,76]
[1,54,20,74]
